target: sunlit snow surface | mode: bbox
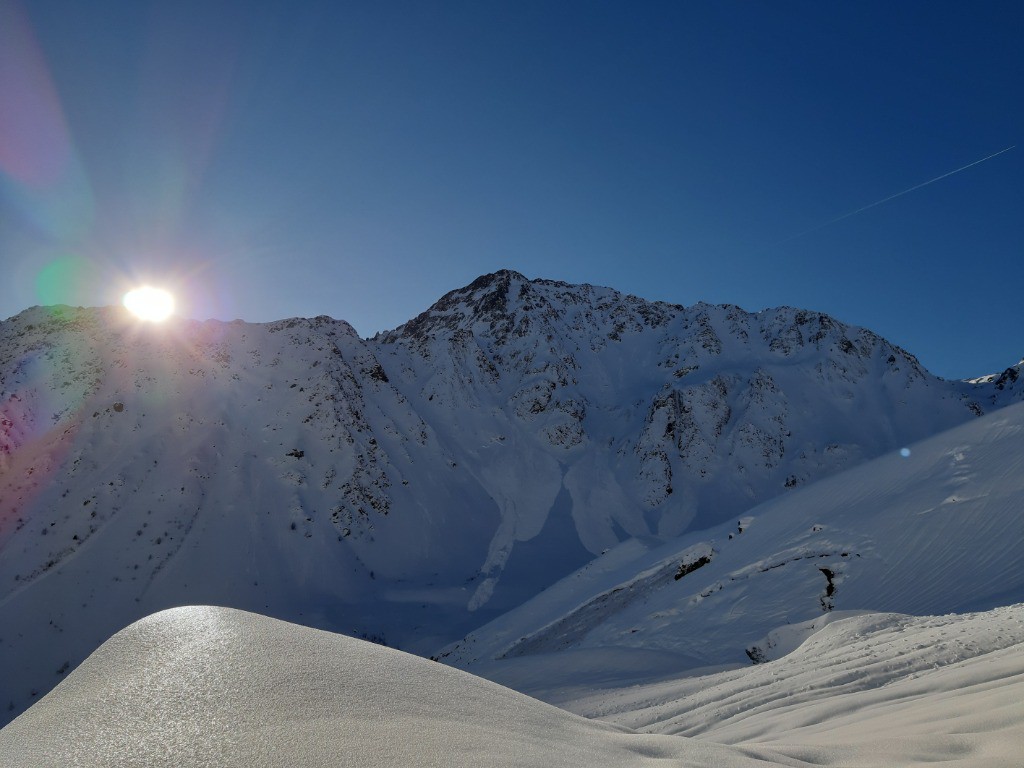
[572,605,1024,766]
[1,604,1023,767]
[0,606,758,768]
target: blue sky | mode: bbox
[1,0,1021,379]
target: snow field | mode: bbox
[3,604,1024,767]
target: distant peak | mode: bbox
[379,270,563,345]
[465,269,529,291]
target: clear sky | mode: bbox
[1,0,1020,379]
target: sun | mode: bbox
[123,286,175,322]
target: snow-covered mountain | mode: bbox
[0,270,1017,723]
[442,400,1024,680]
[967,357,1023,404]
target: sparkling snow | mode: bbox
[2,604,1023,767]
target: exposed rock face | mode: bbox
[967,359,1023,406]
[0,271,1009,723]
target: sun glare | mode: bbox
[123,286,175,322]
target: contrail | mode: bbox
[776,145,1016,246]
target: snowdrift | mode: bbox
[3,604,1023,767]
[0,606,763,767]
[572,605,1024,767]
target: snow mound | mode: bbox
[743,609,869,663]
[4,605,1024,767]
[0,606,763,768]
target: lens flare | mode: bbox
[0,2,93,240]
[123,287,175,322]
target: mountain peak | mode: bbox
[464,269,529,290]
[379,270,540,343]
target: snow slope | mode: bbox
[0,308,498,721]
[569,605,1024,767]
[2,604,1023,767]
[0,606,766,768]
[444,400,1024,680]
